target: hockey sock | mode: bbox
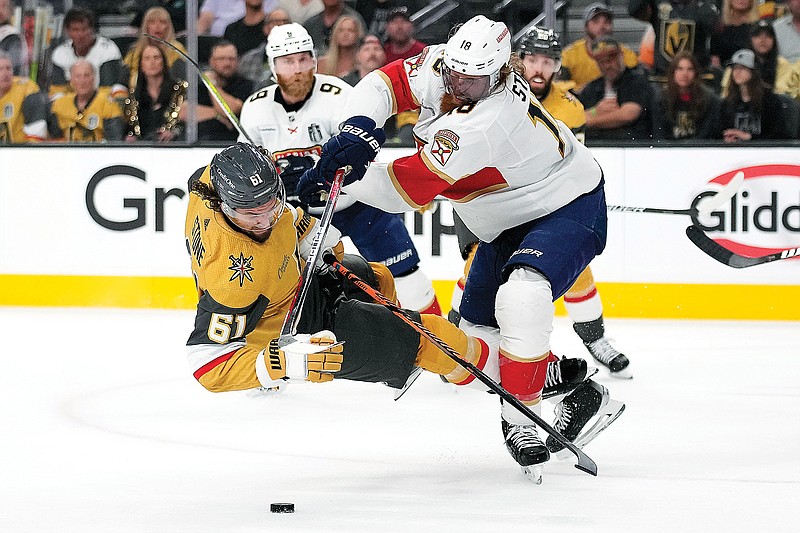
[414,314,489,381]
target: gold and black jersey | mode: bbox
[0,77,46,143]
[184,166,317,392]
[49,88,123,142]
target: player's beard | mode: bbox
[439,92,464,114]
[529,75,552,100]
[277,70,315,100]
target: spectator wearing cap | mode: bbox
[718,48,786,140]
[342,34,385,85]
[578,37,654,140]
[355,0,426,40]
[383,7,426,64]
[237,8,292,90]
[773,0,800,62]
[629,0,719,75]
[561,3,639,93]
[303,0,365,55]
[710,0,760,68]
[719,21,800,97]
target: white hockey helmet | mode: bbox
[443,16,511,101]
[266,23,316,76]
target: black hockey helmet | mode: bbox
[210,143,285,210]
[516,27,562,61]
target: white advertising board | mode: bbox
[0,145,798,315]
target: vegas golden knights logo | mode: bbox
[659,19,696,62]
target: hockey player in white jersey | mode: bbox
[297,16,623,481]
[239,24,441,315]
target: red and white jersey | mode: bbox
[341,44,603,242]
[239,73,356,211]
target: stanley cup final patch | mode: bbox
[430,129,459,166]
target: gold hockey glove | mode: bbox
[267,331,344,383]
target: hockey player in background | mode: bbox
[238,23,442,315]
[297,16,625,480]
[449,28,632,380]
[184,143,487,394]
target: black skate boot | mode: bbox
[502,419,550,483]
[573,317,632,379]
[502,420,550,466]
[542,356,591,400]
[546,380,606,453]
[584,337,632,378]
[547,380,626,458]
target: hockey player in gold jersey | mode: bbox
[0,52,47,143]
[48,60,123,142]
[185,143,489,394]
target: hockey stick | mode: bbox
[685,225,800,268]
[278,169,347,347]
[149,33,342,341]
[607,171,745,218]
[324,253,598,478]
[145,35,256,145]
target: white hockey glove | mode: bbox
[267,330,344,383]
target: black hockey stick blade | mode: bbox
[324,254,598,477]
[608,171,745,218]
[686,225,800,268]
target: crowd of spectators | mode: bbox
[2,0,800,145]
[557,0,800,141]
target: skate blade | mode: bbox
[555,399,626,461]
[394,367,423,401]
[610,366,633,379]
[521,465,543,485]
[247,385,284,398]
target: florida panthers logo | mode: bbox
[430,129,459,166]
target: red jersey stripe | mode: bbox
[453,337,490,386]
[564,286,598,304]
[376,60,420,114]
[193,350,237,381]
[442,167,508,202]
[387,152,453,208]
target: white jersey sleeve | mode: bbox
[341,50,603,242]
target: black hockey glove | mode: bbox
[297,116,385,207]
[277,155,316,207]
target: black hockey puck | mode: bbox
[270,502,295,513]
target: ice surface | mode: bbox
[1,307,797,532]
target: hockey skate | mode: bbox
[394,367,423,400]
[542,356,597,401]
[584,337,633,379]
[502,419,550,484]
[546,380,626,460]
